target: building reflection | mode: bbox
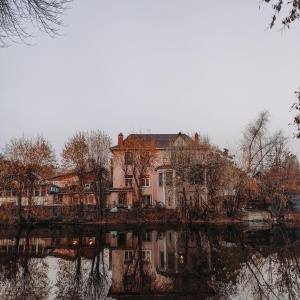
[105,226,215,298]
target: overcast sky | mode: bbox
[1,0,300,159]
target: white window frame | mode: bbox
[142,175,150,187]
[143,231,152,242]
[142,250,151,263]
[142,195,151,206]
[124,250,133,262]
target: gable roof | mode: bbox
[48,171,95,182]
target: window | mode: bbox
[125,175,133,187]
[125,152,133,164]
[159,173,163,186]
[160,252,165,269]
[142,231,152,242]
[72,195,79,204]
[31,245,37,254]
[41,186,47,197]
[189,165,205,185]
[49,186,59,194]
[84,183,91,191]
[23,189,28,197]
[142,195,151,206]
[166,171,173,185]
[34,188,40,197]
[118,192,127,204]
[85,194,94,204]
[142,175,150,187]
[124,250,133,262]
[142,250,151,263]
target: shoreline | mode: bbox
[1,209,300,227]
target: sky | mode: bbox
[1,0,300,160]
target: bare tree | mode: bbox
[169,134,209,220]
[233,111,288,214]
[118,134,158,208]
[238,111,287,178]
[1,134,55,222]
[170,134,239,221]
[62,131,89,220]
[86,130,112,219]
[292,89,300,138]
[62,130,112,220]
[258,140,300,216]
[205,148,240,213]
[0,0,71,47]
[260,0,300,30]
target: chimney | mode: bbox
[194,133,199,144]
[118,133,124,147]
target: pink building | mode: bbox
[107,132,206,209]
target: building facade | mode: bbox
[107,132,208,209]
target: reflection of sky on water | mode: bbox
[44,250,113,300]
[45,257,59,300]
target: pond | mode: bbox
[0,222,300,299]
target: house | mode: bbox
[47,171,98,206]
[0,170,109,214]
[107,132,209,209]
[0,177,58,207]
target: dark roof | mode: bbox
[111,133,193,150]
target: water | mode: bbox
[0,223,299,299]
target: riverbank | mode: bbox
[1,206,300,226]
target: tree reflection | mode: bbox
[83,226,110,300]
[119,227,157,294]
[55,225,85,299]
[214,224,300,300]
[0,226,50,300]
[55,225,110,300]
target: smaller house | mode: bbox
[48,172,97,206]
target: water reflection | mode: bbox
[0,223,300,299]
